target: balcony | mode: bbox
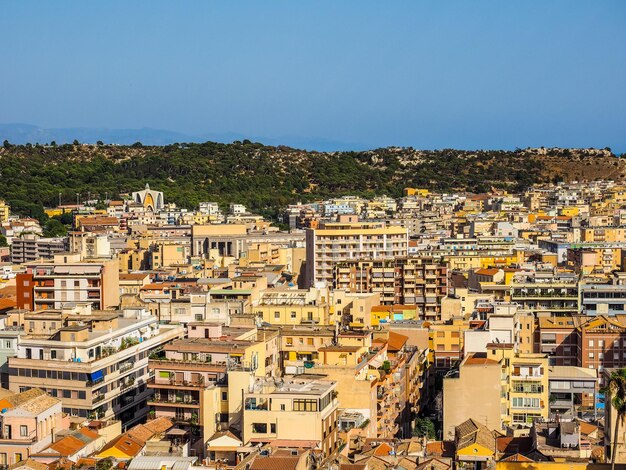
[148,358,228,373]
[93,394,105,404]
[148,396,200,407]
[119,377,136,391]
[119,361,135,373]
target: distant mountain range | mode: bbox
[0,123,365,152]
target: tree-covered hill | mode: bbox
[0,140,622,221]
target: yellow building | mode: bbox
[487,344,549,428]
[242,378,339,456]
[581,227,626,243]
[429,319,469,371]
[0,200,9,223]
[404,188,429,197]
[560,206,580,217]
[277,326,335,369]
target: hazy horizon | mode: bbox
[1,1,625,152]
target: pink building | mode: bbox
[0,388,69,465]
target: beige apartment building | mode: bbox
[7,303,183,428]
[242,378,339,457]
[443,353,502,440]
[305,217,408,287]
[147,323,280,457]
[444,344,550,438]
[254,288,331,326]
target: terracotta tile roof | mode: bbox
[475,268,501,276]
[9,459,49,470]
[425,441,455,457]
[142,417,172,435]
[387,331,408,352]
[372,442,393,456]
[48,435,90,456]
[126,425,153,443]
[455,419,496,454]
[0,298,17,311]
[496,436,533,454]
[578,420,598,436]
[416,458,450,470]
[250,456,301,470]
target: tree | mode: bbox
[602,368,626,469]
[96,457,114,470]
[413,417,436,439]
[43,218,67,237]
[0,235,7,248]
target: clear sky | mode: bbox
[1,1,625,151]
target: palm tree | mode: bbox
[601,368,626,469]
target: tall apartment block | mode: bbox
[305,216,408,288]
[333,255,447,319]
[15,253,119,310]
[11,234,68,264]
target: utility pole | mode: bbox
[76,193,80,206]
[58,192,62,207]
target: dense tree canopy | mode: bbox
[0,141,617,222]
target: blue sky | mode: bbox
[1,1,625,151]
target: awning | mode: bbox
[90,370,104,382]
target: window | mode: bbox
[51,350,57,359]
[63,390,71,398]
[270,423,276,433]
[307,338,314,346]
[589,340,594,347]
[252,423,267,433]
[274,311,280,319]
[589,353,594,359]
[599,340,604,348]
[293,399,318,411]
[290,311,297,319]
[14,454,22,464]
[4,341,10,348]
[20,426,27,437]
[222,392,227,401]
[286,338,293,346]
[280,404,286,411]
